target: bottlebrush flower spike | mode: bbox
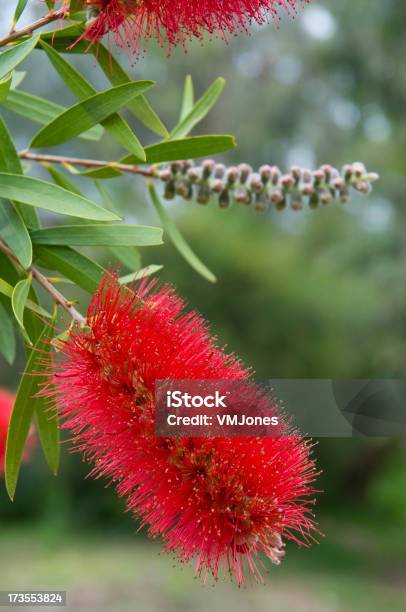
[68,1,309,55]
[45,275,318,584]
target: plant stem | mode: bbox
[0,239,86,325]
[0,8,66,47]
[19,150,158,178]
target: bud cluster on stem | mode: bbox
[157,161,379,212]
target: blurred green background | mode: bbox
[1,1,406,610]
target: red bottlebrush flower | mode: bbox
[68,1,309,56]
[0,389,15,473]
[46,275,318,584]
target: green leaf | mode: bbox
[31,224,163,247]
[0,277,51,319]
[108,246,141,270]
[2,89,103,141]
[0,73,12,103]
[0,301,16,365]
[45,165,82,195]
[145,135,236,163]
[11,276,32,344]
[39,41,146,159]
[12,0,29,26]
[148,183,216,283]
[5,322,51,499]
[0,36,39,81]
[35,245,104,294]
[179,75,194,123]
[119,265,163,284]
[170,78,225,140]
[0,174,120,221]
[0,115,39,229]
[78,135,236,180]
[94,43,169,138]
[34,311,59,476]
[31,81,153,151]
[0,199,32,267]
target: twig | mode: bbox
[19,150,157,178]
[0,239,86,325]
[0,8,66,47]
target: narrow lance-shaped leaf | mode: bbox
[0,301,16,365]
[148,182,216,283]
[2,89,103,141]
[34,308,60,476]
[34,245,105,294]
[11,276,32,345]
[0,115,39,229]
[0,36,39,80]
[0,277,51,319]
[179,75,194,123]
[12,0,29,26]
[0,198,32,267]
[0,174,120,221]
[170,78,225,140]
[119,265,163,284]
[31,81,154,151]
[39,41,146,159]
[31,224,163,247]
[93,43,169,138]
[0,73,12,103]
[5,322,52,499]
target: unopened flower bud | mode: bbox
[302,169,312,184]
[181,160,194,173]
[211,178,224,194]
[249,173,263,193]
[271,189,284,205]
[175,178,192,199]
[187,167,201,183]
[197,183,211,205]
[291,166,301,183]
[238,163,252,184]
[352,162,366,178]
[301,184,314,197]
[159,168,172,182]
[214,163,226,179]
[226,166,239,185]
[366,172,380,183]
[291,192,303,211]
[202,159,215,179]
[234,186,251,205]
[218,189,231,208]
[342,164,353,182]
[313,169,325,185]
[164,180,176,200]
[319,189,333,205]
[352,181,371,194]
[333,177,345,190]
[281,174,294,189]
[255,191,271,213]
[270,166,281,185]
[259,164,272,184]
[321,164,333,182]
[170,161,182,175]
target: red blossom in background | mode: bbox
[0,389,15,473]
[46,275,319,584]
[69,0,309,55]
